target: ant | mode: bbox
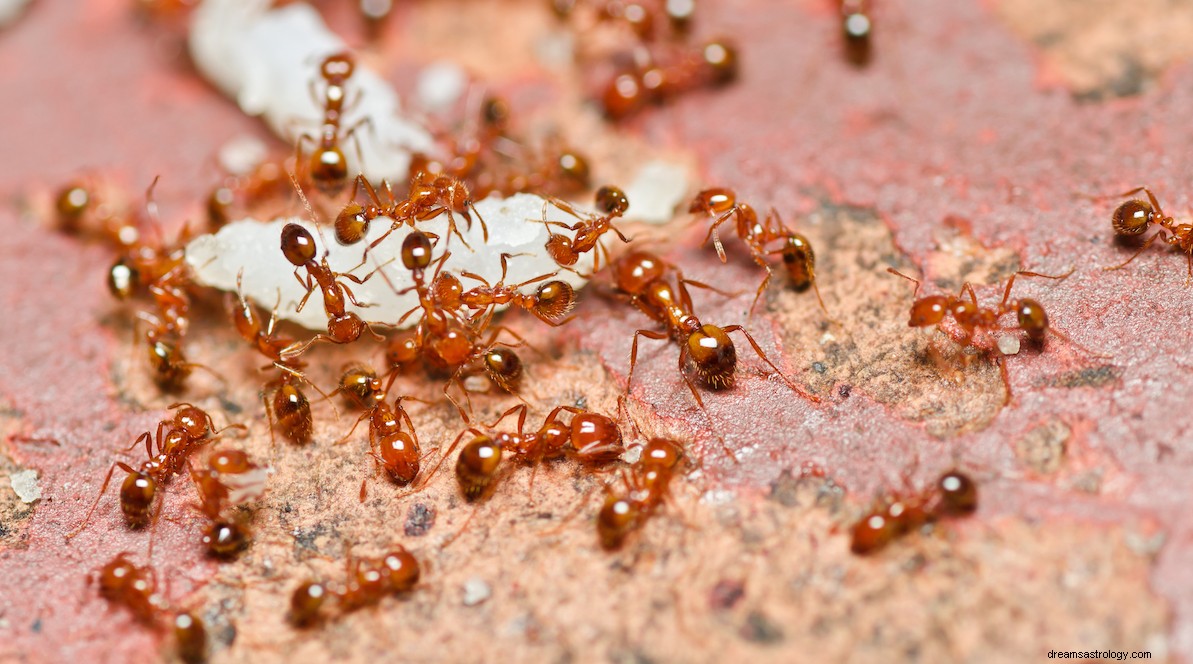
[597,437,684,550]
[1105,186,1193,282]
[601,40,738,120]
[278,223,388,357]
[613,250,821,408]
[543,185,632,272]
[297,52,370,195]
[689,188,830,316]
[887,266,1102,397]
[437,403,625,502]
[551,0,695,42]
[68,404,244,538]
[93,553,210,661]
[850,469,977,555]
[334,366,424,487]
[335,170,487,251]
[190,448,267,558]
[227,270,335,445]
[839,0,874,66]
[429,252,577,328]
[288,546,421,626]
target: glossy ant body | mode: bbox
[69,404,243,538]
[334,366,423,486]
[543,186,632,272]
[887,266,1101,397]
[334,170,487,250]
[93,553,210,661]
[689,188,830,316]
[1106,186,1193,282]
[297,52,369,195]
[429,252,577,328]
[191,448,267,558]
[445,403,625,502]
[288,547,421,626]
[597,437,684,549]
[602,40,738,120]
[613,251,820,406]
[839,0,874,66]
[850,470,977,555]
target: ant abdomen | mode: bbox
[280,223,318,267]
[568,412,624,464]
[597,495,640,550]
[379,431,419,485]
[782,234,816,291]
[203,521,249,558]
[850,510,898,555]
[335,202,370,244]
[1111,199,1153,236]
[174,612,208,664]
[289,581,328,627]
[274,383,313,444]
[534,281,575,320]
[484,348,523,393]
[456,435,502,501]
[120,471,156,526]
[1015,299,1049,342]
[937,471,978,516]
[686,324,737,389]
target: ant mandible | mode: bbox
[613,251,821,407]
[68,404,244,538]
[1105,186,1193,282]
[689,188,831,317]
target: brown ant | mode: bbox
[190,448,267,558]
[94,553,168,625]
[288,547,421,625]
[840,0,874,66]
[689,188,830,316]
[597,437,684,550]
[850,469,977,555]
[602,40,738,120]
[334,366,424,487]
[278,222,388,356]
[613,250,821,407]
[543,186,632,272]
[887,266,1103,397]
[429,252,577,328]
[1105,186,1193,282]
[335,170,487,251]
[437,403,625,502]
[174,611,208,664]
[296,52,370,195]
[68,404,244,538]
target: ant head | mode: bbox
[108,259,138,300]
[320,52,355,81]
[401,231,434,270]
[691,188,735,214]
[386,331,421,367]
[98,554,140,593]
[557,150,591,188]
[383,548,420,591]
[603,72,646,120]
[281,224,317,266]
[595,185,630,216]
[702,40,739,84]
[56,183,91,229]
[535,280,576,320]
[908,296,949,327]
[614,251,665,295]
[1015,298,1049,342]
[335,203,370,245]
[1111,199,1154,236]
[432,271,463,301]
[687,324,737,389]
[937,470,978,516]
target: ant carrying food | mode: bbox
[613,250,821,407]
[429,252,577,328]
[297,52,370,195]
[435,403,625,502]
[850,469,977,555]
[597,437,684,550]
[689,188,830,316]
[1105,186,1193,282]
[190,448,268,558]
[887,266,1104,399]
[68,404,244,538]
[543,185,632,273]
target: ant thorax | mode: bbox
[185,193,599,331]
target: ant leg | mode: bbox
[886,267,923,297]
[335,411,372,446]
[679,277,741,299]
[747,264,773,317]
[66,462,126,539]
[722,325,821,403]
[995,355,1012,406]
[121,431,154,455]
[700,208,738,263]
[485,403,528,430]
[1045,326,1111,359]
[469,201,490,244]
[626,329,670,395]
[292,271,317,313]
[1104,231,1166,272]
[280,334,334,359]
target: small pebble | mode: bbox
[998,334,1020,355]
[10,470,40,503]
[463,577,491,606]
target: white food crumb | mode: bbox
[998,334,1021,356]
[462,577,491,606]
[10,470,40,503]
[217,135,270,177]
[622,161,690,224]
[185,193,597,331]
[416,62,469,115]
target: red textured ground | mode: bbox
[1,1,1191,662]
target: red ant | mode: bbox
[93,553,210,661]
[334,366,424,487]
[543,186,632,272]
[597,437,684,550]
[429,252,577,328]
[839,0,874,66]
[334,170,488,251]
[288,546,421,626]
[689,188,830,316]
[1105,186,1193,282]
[278,222,388,356]
[850,469,977,555]
[601,40,738,120]
[190,448,267,558]
[435,403,625,502]
[613,250,821,407]
[551,0,695,42]
[297,52,370,195]
[68,404,244,538]
[887,266,1103,398]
